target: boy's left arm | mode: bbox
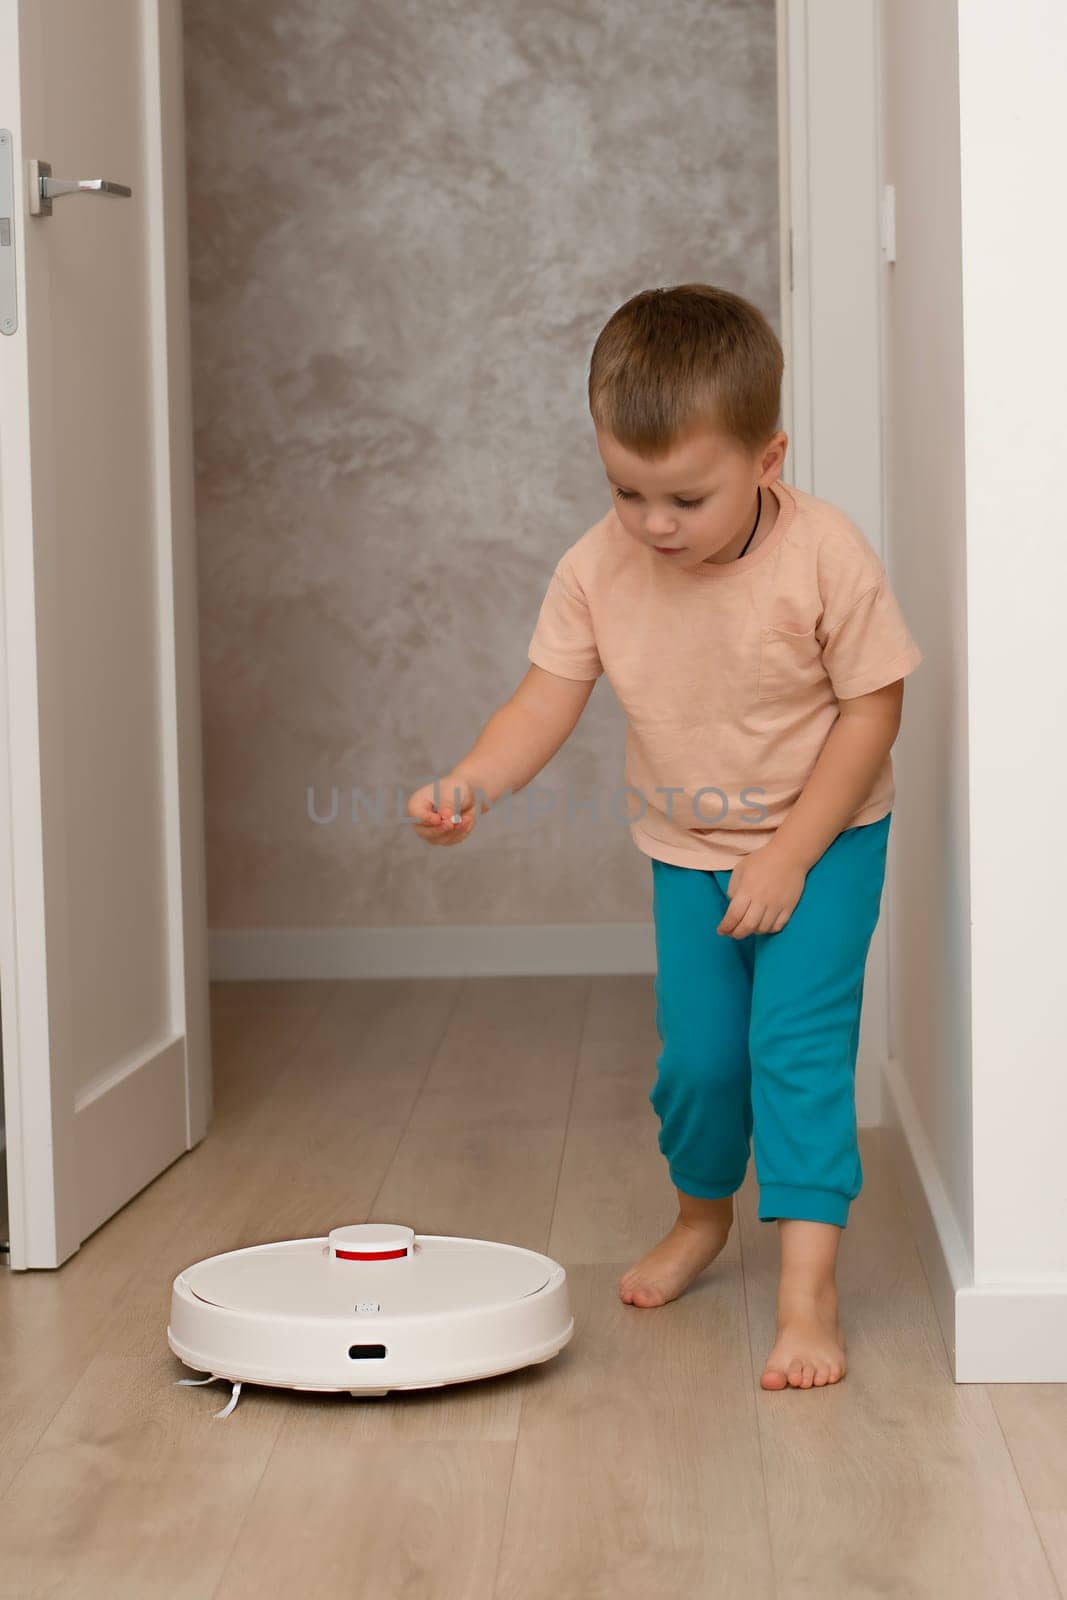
[771,679,905,872]
[716,680,904,938]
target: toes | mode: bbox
[622,1282,666,1308]
[763,1351,847,1392]
[765,1355,845,1389]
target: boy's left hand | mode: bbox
[717,843,808,939]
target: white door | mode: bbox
[0,0,210,1269]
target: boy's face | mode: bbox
[595,422,788,567]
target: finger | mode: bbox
[729,903,767,939]
[441,807,474,838]
[408,794,446,825]
[717,896,749,936]
[412,803,457,832]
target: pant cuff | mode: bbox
[758,1183,851,1227]
[669,1166,744,1200]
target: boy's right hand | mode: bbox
[406,774,479,846]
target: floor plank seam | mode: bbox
[206,1418,290,1600]
[984,1390,1066,1600]
[365,976,467,1221]
[739,1219,781,1599]
[490,974,592,1599]
[541,973,594,1258]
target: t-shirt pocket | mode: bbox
[757,619,825,700]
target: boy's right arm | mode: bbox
[407,663,597,843]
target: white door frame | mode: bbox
[778,0,891,1126]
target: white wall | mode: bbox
[957,2,1067,1288]
[880,0,1067,1379]
[878,0,972,1284]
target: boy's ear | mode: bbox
[761,430,788,475]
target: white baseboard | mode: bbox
[882,1052,1067,1381]
[209,922,658,980]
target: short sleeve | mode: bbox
[818,576,924,700]
[527,558,604,681]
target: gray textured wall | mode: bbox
[183,0,779,930]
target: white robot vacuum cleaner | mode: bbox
[169,1223,574,1417]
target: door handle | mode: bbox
[27,157,132,217]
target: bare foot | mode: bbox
[760,1282,847,1390]
[619,1213,733,1307]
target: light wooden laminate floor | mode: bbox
[0,975,1064,1599]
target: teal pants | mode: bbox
[649,813,892,1228]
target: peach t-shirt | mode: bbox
[526,477,924,869]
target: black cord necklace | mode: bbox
[735,485,762,560]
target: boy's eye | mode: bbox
[613,489,706,509]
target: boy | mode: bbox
[406,284,923,1392]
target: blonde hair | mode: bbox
[587,283,783,460]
